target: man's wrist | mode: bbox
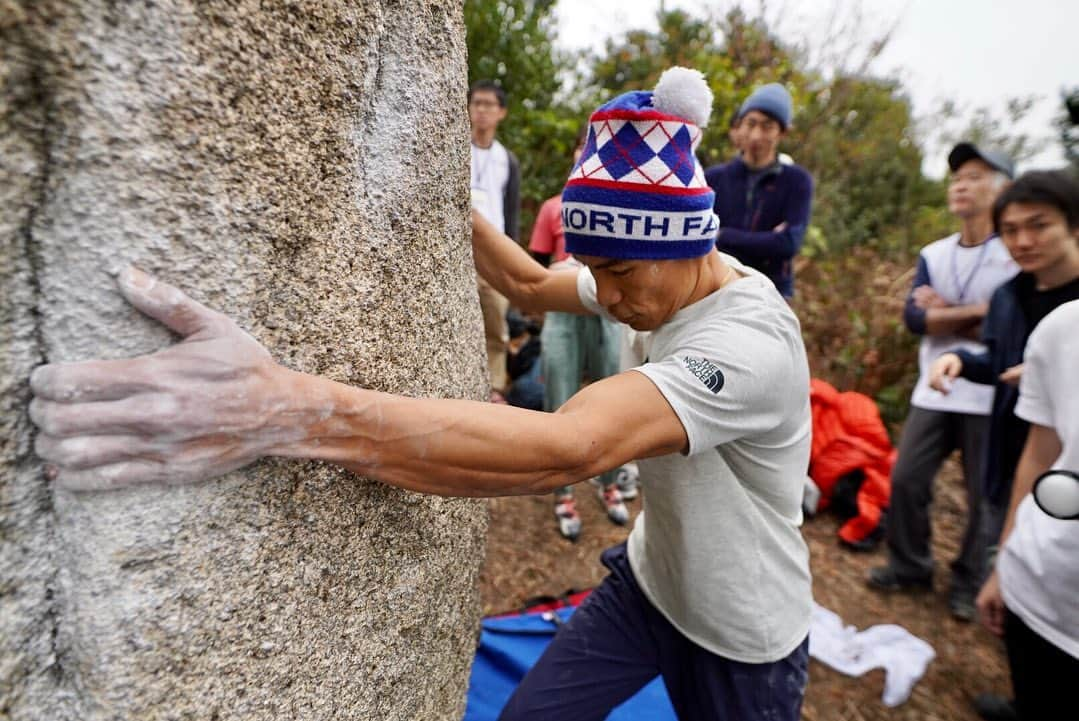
[260,366,338,459]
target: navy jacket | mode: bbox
[704,157,814,298]
[955,273,1079,505]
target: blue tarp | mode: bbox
[462,606,678,721]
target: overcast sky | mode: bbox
[554,0,1076,176]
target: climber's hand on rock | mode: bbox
[30,267,294,491]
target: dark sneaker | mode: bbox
[615,464,640,501]
[973,693,1018,721]
[599,484,629,525]
[866,565,933,593]
[949,593,976,622]
[554,495,581,541]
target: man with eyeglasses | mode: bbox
[468,80,521,400]
[866,143,1017,622]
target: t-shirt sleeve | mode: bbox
[634,329,792,455]
[1015,318,1055,427]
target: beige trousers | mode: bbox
[477,275,509,393]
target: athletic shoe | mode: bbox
[949,593,976,622]
[866,565,933,593]
[554,495,581,541]
[599,484,629,525]
[972,694,1018,721]
[615,463,640,501]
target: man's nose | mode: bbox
[1015,229,1036,246]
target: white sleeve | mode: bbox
[1015,316,1054,427]
[576,267,618,323]
[634,328,794,455]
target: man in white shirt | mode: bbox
[972,178,1079,721]
[975,301,1079,721]
[868,143,1017,621]
[469,80,520,397]
[31,68,813,720]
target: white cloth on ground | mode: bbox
[809,602,935,707]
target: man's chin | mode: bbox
[626,317,658,331]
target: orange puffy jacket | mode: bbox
[809,379,896,544]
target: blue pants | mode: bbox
[498,544,809,721]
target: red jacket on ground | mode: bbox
[809,379,896,544]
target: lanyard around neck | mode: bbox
[951,236,992,304]
[472,143,497,187]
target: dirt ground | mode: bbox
[477,456,1011,720]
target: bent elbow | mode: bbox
[514,291,548,315]
[520,434,602,495]
[904,306,927,335]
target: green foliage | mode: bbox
[588,9,804,169]
[464,0,586,237]
[578,5,963,417]
[1057,87,1079,174]
[461,2,1057,416]
[794,247,921,434]
[585,8,942,261]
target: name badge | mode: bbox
[471,187,490,210]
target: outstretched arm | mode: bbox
[31,269,683,493]
[471,210,585,314]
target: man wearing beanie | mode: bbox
[704,82,814,298]
[30,68,812,720]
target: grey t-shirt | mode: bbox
[577,254,813,662]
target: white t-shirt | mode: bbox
[577,254,813,663]
[470,140,510,233]
[999,300,1079,660]
[910,233,1018,414]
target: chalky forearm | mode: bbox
[269,370,593,497]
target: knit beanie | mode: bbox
[737,83,792,129]
[562,67,718,260]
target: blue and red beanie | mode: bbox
[562,67,718,260]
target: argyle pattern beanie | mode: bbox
[562,67,718,260]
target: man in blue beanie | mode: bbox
[30,68,812,720]
[704,82,814,298]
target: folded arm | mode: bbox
[715,170,812,261]
[715,224,806,262]
[903,256,987,337]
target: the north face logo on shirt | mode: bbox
[681,356,725,393]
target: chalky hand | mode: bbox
[30,267,293,491]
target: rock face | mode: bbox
[1,2,489,719]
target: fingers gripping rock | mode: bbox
[28,268,291,491]
[119,266,223,338]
